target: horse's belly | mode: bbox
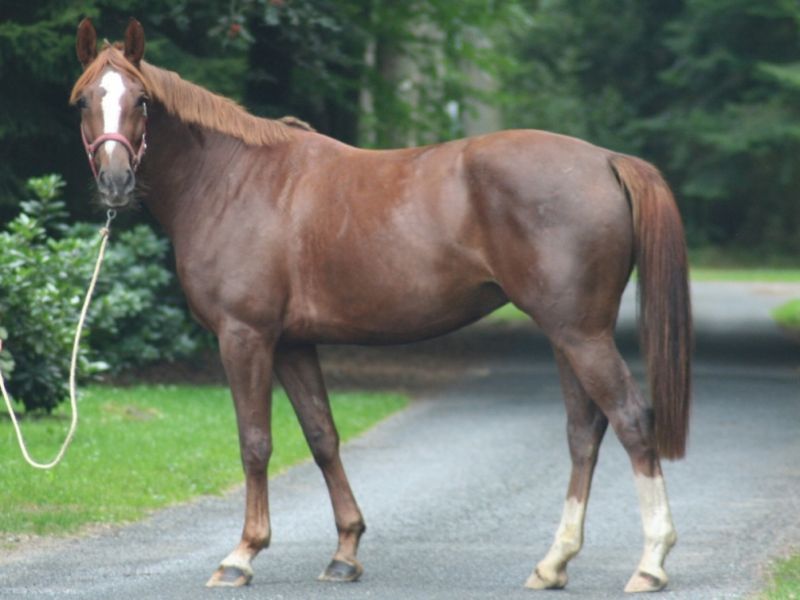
[283,279,507,345]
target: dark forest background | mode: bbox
[2,0,799,258]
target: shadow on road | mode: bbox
[320,287,800,393]
[124,282,800,390]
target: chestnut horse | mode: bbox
[71,19,691,593]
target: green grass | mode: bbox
[690,268,800,282]
[485,267,800,323]
[773,299,800,331]
[0,385,406,536]
[487,303,529,323]
[760,553,800,599]
[687,247,800,270]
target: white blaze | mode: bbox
[99,70,126,158]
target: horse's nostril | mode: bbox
[123,169,134,192]
[98,170,111,189]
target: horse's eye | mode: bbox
[136,96,148,108]
[76,97,87,110]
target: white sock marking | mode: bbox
[530,497,586,586]
[633,474,676,575]
[545,498,586,565]
[220,548,254,576]
[99,70,126,158]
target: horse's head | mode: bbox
[72,18,149,209]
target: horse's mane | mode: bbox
[277,116,316,132]
[70,44,294,146]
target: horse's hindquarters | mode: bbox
[463,131,634,340]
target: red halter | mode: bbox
[81,110,147,180]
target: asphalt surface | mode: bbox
[1,282,799,599]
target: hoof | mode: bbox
[624,570,667,593]
[319,558,363,582]
[206,566,253,588]
[525,566,567,590]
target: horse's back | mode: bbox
[462,129,628,232]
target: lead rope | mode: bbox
[0,209,116,469]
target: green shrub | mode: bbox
[82,224,201,371]
[0,175,201,413]
[0,184,99,412]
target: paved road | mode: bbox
[1,282,799,599]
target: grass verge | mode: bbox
[486,268,800,323]
[760,553,800,599]
[0,385,406,536]
[772,300,800,332]
[690,268,800,282]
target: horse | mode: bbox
[71,18,691,593]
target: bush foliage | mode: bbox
[0,175,200,413]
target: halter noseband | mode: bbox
[81,105,147,180]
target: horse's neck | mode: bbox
[138,106,247,241]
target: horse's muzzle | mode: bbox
[97,167,135,208]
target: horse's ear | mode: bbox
[76,18,97,69]
[123,18,145,66]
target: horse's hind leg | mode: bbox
[556,333,677,593]
[274,343,366,582]
[526,349,609,590]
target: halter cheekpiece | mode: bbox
[81,104,147,180]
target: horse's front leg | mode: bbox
[206,322,276,588]
[274,343,366,582]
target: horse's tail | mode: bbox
[610,154,692,460]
